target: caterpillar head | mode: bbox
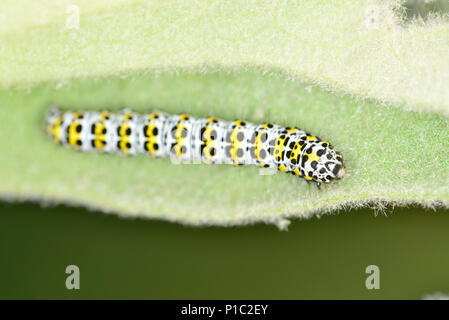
[300,141,345,185]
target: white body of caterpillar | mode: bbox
[45,107,345,187]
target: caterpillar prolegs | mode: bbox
[45,107,346,188]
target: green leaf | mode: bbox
[1,0,449,115]
[0,0,448,226]
[1,69,447,226]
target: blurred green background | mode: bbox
[0,203,448,299]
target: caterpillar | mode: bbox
[45,107,345,188]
